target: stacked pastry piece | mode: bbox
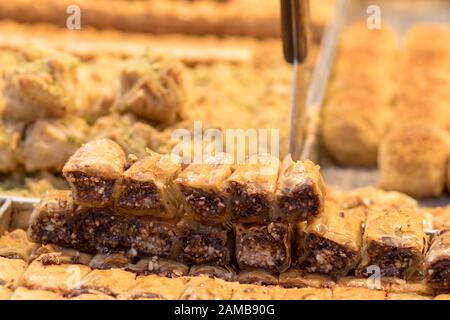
[379,25,450,197]
[28,139,327,277]
[321,21,396,166]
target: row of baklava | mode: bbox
[0,229,446,300]
[321,22,450,198]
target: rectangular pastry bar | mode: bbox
[425,230,450,290]
[116,153,181,219]
[225,154,280,223]
[178,219,232,266]
[29,190,180,257]
[0,229,36,261]
[298,202,364,278]
[235,222,292,272]
[275,156,326,222]
[62,138,126,207]
[358,207,426,279]
[175,153,233,224]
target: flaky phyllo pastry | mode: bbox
[115,51,186,124]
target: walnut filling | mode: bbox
[229,182,271,222]
[362,241,416,278]
[180,186,227,221]
[181,229,229,265]
[118,179,163,211]
[278,182,320,221]
[67,172,116,206]
[300,234,356,276]
[428,260,450,288]
[31,210,177,257]
[238,224,288,271]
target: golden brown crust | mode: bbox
[121,274,187,300]
[0,286,12,300]
[10,286,63,300]
[273,287,332,300]
[77,269,135,297]
[180,276,233,300]
[332,286,386,300]
[0,229,36,261]
[0,257,27,289]
[230,283,275,300]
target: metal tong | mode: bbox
[280,0,310,160]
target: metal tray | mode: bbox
[301,0,450,207]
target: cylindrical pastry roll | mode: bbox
[178,219,233,266]
[322,92,391,166]
[298,201,364,278]
[225,154,280,223]
[379,125,449,198]
[425,230,450,290]
[115,51,186,124]
[175,153,233,224]
[20,116,89,172]
[358,207,427,279]
[275,156,326,222]
[235,222,292,272]
[116,153,181,218]
[62,138,126,207]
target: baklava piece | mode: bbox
[226,154,280,223]
[74,269,135,298]
[332,287,386,300]
[0,257,27,289]
[230,284,275,300]
[62,138,126,207]
[0,229,36,261]
[20,116,89,172]
[379,125,449,198]
[121,275,187,300]
[179,219,232,266]
[175,153,233,224]
[31,245,93,266]
[279,269,336,288]
[273,287,332,300]
[2,50,79,122]
[298,202,364,278]
[275,156,326,222]
[189,265,236,282]
[129,256,189,278]
[115,51,186,124]
[28,190,83,251]
[425,230,450,290]
[20,257,91,294]
[90,114,161,158]
[237,270,279,286]
[358,207,426,279]
[424,205,450,230]
[78,208,180,258]
[235,222,292,272]
[180,276,233,300]
[0,286,12,300]
[322,93,391,166]
[116,153,181,218]
[11,287,63,300]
